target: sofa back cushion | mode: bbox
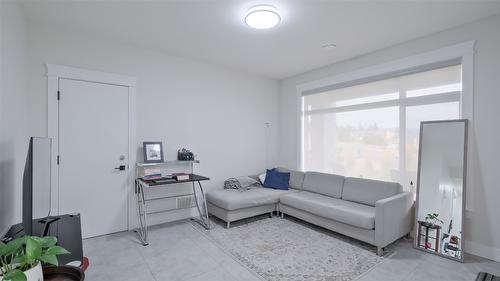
[342,177,403,206]
[277,167,305,190]
[302,172,345,198]
[263,169,290,190]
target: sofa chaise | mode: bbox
[206,168,303,228]
[206,168,413,255]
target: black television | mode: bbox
[6,137,84,265]
[22,137,53,236]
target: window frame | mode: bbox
[296,41,474,207]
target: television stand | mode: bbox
[1,214,83,266]
[38,216,61,236]
[38,217,60,224]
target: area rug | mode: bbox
[193,216,387,281]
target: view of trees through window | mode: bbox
[302,64,462,191]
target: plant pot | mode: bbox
[24,262,44,281]
[43,266,84,281]
[0,262,43,281]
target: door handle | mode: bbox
[115,165,126,171]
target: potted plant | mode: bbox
[425,213,444,226]
[0,236,69,281]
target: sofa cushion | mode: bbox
[280,191,375,230]
[342,177,403,206]
[302,172,345,198]
[258,173,266,185]
[277,167,305,190]
[206,188,296,211]
[263,169,290,190]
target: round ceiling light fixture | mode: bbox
[322,43,337,51]
[245,5,281,29]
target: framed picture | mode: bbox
[143,141,164,163]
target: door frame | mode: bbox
[46,64,137,231]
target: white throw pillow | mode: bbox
[258,173,266,185]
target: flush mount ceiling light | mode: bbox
[245,5,281,29]
[322,43,337,51]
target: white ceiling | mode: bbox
[20,0,500,80]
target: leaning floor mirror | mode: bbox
[414,119,468,262]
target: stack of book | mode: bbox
[151,177,176,184]
[142,173,162,181]
[172,173,190,181]
[143,169,162,181]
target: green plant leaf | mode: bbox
[12,255,27,265]
[42,236,58,247]
[25,237,42,264]
[31,236,57,248]
[45,246,70,256]
[39,254,58,266]
[3,269,27,281]
[0,237,26,257]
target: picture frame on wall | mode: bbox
[142,141,164,163]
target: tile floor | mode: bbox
[83,218,500,281]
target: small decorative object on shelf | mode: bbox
[177,148,194,161]
[143,141,164,163]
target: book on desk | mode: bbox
[171,173,190,181]
[139,173,200,185]
[137,173,210,187]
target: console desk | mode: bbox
[134,173,211,246]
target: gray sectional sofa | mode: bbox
[206,168,413,255]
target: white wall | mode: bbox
[26,23,279,192]
[0,2,29,234]
[278,15,500,261]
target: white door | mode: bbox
[58,78,129,238]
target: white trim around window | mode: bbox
[295,40,475,207]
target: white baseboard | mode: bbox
[465,240,500,262]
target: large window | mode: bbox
[302,64,461,191]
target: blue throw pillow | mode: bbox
[263,169,290,190]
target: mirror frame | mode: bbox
[413,119,468,262]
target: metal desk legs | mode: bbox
[135,179,210,246]
[192,181,211,230]
[135,181,149,246]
